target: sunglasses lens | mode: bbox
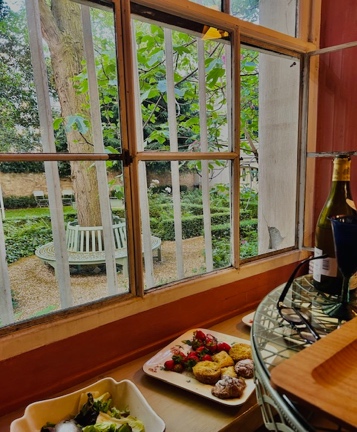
[299,331,317,343]
[280,307,308,323]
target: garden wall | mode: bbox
[0,171,198,197]
[0,173,73,197]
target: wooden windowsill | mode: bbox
[0,312,263,432]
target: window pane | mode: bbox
[0,161,129,326]
[0,0,129,327]
[240,46,300,258]
[132,19,231,153]
[140,160,232,289]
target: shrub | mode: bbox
[3,195,37,209]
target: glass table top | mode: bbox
[251,274,353,432]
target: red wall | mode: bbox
[314,0,357,223]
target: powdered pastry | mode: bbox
[211,376,246,399]
[234,358,254,378]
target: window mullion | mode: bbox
[0,215,14,325]
[130,21,157,289]
[26,0,73,308]
[231,26,241,268]
[164,28,185,279]
[81,5,119,294]
[197,38,213,272]
[114,0,144,294]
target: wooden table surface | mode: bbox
[1,312,263,432]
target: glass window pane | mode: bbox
[240,46,300,258]
[132,19,231,153]
[0,161,129,326]
[140,160,232,289]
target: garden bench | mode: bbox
[35,220,161,277]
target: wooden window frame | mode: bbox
[0,0,322,361]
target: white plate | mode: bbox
[143,328,255,406]
[242,312,255,327]
[10,378,165,432]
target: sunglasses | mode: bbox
[277,254,327,344]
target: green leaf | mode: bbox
[65,115,89,134]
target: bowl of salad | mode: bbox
[10,377,165,432]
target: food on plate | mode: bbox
[234,358,254,379]
[229,343,252,362]
[161,329,254,400]
[220,366,237,378]
[40,392,144,432]
[193,360,221,384]
[211,376,247,399]
[211,350,234,368]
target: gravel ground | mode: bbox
[9,237,205,322]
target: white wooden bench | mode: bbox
[35,220,161,277]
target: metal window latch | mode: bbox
[122,149,133,167]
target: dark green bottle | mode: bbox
[313,155,356,295]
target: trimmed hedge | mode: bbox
[3,195,38,209]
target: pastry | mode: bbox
[234,358,254,378]
[220,366,237,378]
[192,360,221,384]
[211,376,246,399]
[229,343,252,362]
[212,350,234,368]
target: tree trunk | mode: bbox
[38,0,101,227]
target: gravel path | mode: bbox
[9,237,205,322]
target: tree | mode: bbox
[38,0,101,227]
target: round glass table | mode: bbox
[251,274,353,432]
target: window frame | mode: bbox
[0,0,321,359]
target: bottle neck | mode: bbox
[332,158,351,181]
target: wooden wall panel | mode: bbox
[313,0,357,224]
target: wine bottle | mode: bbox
[313,154,356,295]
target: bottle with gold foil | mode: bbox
[313,154,356,295]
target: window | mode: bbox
[0,0,317,330]
[190,0,299,37]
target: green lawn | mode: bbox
[4,207,75,220]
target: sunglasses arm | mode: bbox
[277,254,328,306]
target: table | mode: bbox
[0,313,263,432]
[251,274,352,432]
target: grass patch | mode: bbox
[5,207,75,220]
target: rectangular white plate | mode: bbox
[143,328,255,406]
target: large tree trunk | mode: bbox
[38,0,101,227]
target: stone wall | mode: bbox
[0,171,199,197]
[0,173,73,197]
